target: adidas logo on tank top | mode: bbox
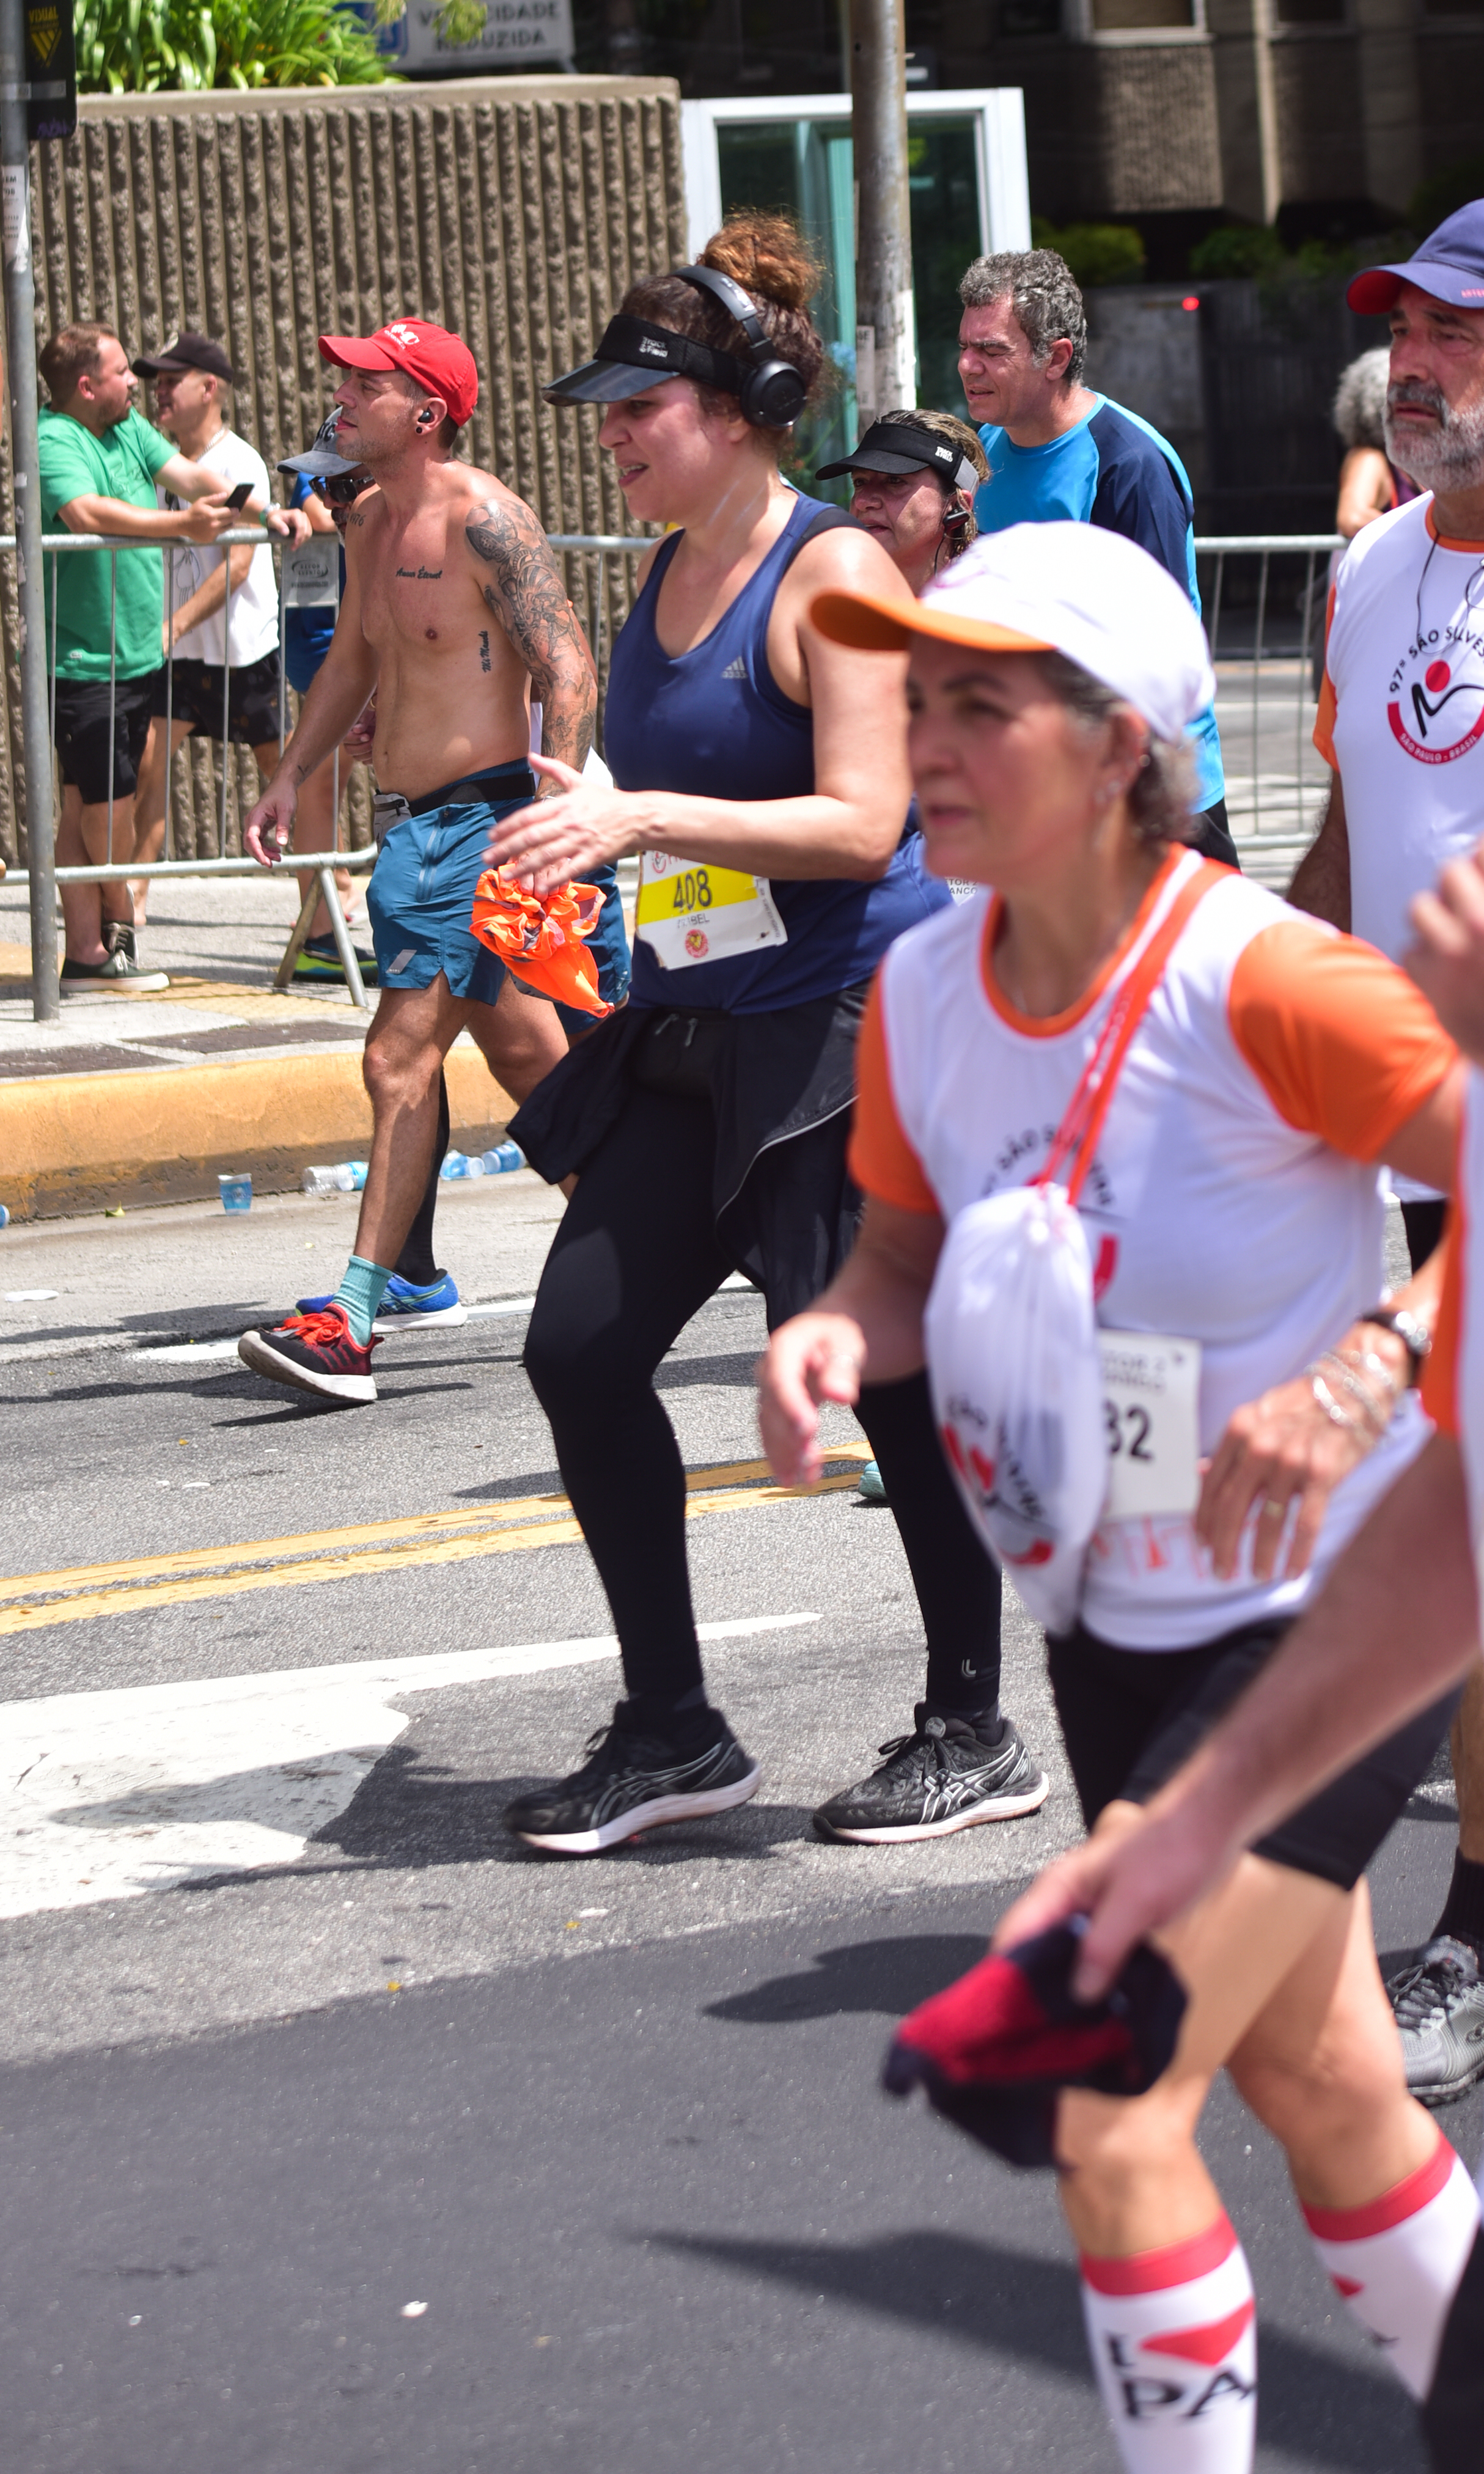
[721,656,748,680]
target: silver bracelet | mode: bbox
[1318,1351,1393,1434]
[1307,1368,1359,1430]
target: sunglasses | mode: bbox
[315,469,371,507]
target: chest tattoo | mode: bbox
[396,565,443,580]
[478,630,491,672]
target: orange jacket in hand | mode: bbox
[469,868,613,1018]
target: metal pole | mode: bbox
[0,17,59,1021]
[850,0,914,425]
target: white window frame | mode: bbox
[679,89,1032,265]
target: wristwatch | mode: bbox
[1359,1305,1432,1387]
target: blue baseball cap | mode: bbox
[1349,202,1484,316]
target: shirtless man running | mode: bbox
[237,319,596,1403]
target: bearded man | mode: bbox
[1290,201,1484,2101]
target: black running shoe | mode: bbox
[237,1304,380,1403]
[1390,1936,1484,2106]
[814,1706,1049,1844]
[505,1703,761,1854]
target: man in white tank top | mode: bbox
[1289,202,1484,2076]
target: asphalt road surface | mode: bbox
[0,1177,1477,2474]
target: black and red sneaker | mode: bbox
[237,1305,380,1404]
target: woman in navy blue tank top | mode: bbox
[490,218,1046,1855]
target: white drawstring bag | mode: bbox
[924,862,1219,1633]
[927,1183,1106,1631]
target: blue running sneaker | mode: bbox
[295,1271,467,1331]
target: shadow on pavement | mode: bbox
[705,1933,988,2024]
[644,2227,1421,2471]
[310,1740,819,1872]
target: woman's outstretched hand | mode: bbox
[757,1311,869,1486]
[484,755,641,893]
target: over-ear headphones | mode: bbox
[674,263,807,430]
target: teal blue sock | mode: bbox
[333,1255,394,1346]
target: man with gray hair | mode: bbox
[956,247,1233,864]
[1289,202,1484,2105]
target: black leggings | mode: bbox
[392,1071,450,1289]
[523,1079,1002,1717]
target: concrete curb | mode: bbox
[0,1045,515,1220]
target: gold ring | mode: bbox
[1260,1498,1287,1519]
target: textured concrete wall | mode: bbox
[0,75,683,866]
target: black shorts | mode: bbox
[152,650,284,749]
[53,672,160,804]
[1047,1615,1458,1892]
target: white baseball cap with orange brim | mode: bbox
[810,519,1215,749]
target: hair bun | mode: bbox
[702,213,820,313]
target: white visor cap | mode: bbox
[813,519,1216,747]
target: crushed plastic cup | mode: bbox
[480,1141,525,1175]
[440,1152,473,1180]
[218,1173,252,1214]
[0,1205,9,1228]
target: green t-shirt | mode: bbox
[38,405,175,680]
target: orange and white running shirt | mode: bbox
[1422,1069,1484,1576]
[1318,495,1484,1202]
[852,846,1455,1650]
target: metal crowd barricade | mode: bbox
[548,530,1343,895]
[3,523,1345,1025]
[1195,532,1342,889]
[3,521,373,1010]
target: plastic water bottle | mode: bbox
[347,1160,369,1191]
[440,1151,472,1180]
[480,1141,525,1175]
[301,1163,357,1197]
[0,1205,10,1228]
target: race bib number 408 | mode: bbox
[636,850,787,970]
[1097,1330,1202,1521]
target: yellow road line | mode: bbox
[0,1447,872,1604]
[0,1456,870,1637]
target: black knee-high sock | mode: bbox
[855,1369,1004,1725]
[392,1070,450,1288]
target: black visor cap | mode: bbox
[543,313,752,406]
[817,419,978,493]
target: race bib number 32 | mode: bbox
[636,851,787,969]
[1097,1331,1202,1521]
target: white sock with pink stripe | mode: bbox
[1302,2131,1479,2399]
[1079,2214,1256,2472]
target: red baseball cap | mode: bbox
[318,318,479,427]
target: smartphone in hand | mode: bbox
[225,481,254,512]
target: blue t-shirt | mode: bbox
[283,474,343,683]
[973,396,1224,811]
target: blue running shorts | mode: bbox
[366,765,536,1009]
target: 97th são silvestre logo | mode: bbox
[1388,608,1484,764]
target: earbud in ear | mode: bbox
[418,409,435,427]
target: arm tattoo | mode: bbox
[466,496,595,773]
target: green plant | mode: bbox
[74,0,393,86]
[1188,224,1287,281]
[73,0,489,89]
[1030,216,1146,289]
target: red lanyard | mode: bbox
[1032,859,1224,1208]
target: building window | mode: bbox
[1090,0,1198,27]
[1274,0,1347,23]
